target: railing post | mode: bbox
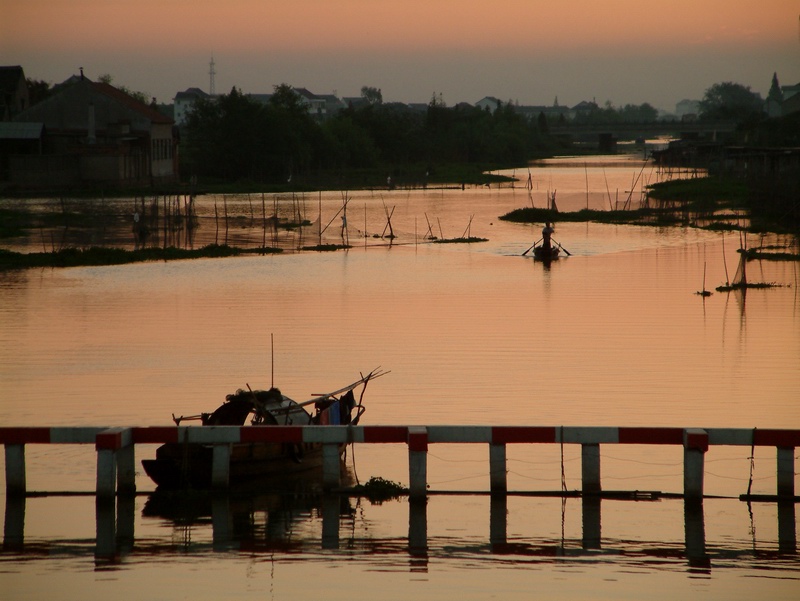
[683,429,708,502]
[3,494,25,550]
[322,494,341,549]
[408,498,427,556]
[211,444,231,489]
[582,496,601,549]
[777,447,795,498]
[96,449,117,498]
[408,426,428,499]
[581,443,601,494]
[211,494,232,548]
[322,443,341,490]
[117,442,136,495]
[489,443,507,493]
[684,499,709,568]
[490,494,508,548]
[96,428,134,498]
[4,445,26,496]
[95,497,117,561]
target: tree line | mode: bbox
[181,86,569,185]
[22,75,782,185]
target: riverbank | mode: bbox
[0,244,281,270]
[501,175,797,236]
[0,161,519,200]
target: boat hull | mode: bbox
[533,246,560,261]
[142,440,342,490]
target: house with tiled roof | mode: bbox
[8,72,178,188]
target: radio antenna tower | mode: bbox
[209,56,216,96]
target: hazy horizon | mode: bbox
[3,0,798,112]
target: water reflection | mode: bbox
[4,490,796,572]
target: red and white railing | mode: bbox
[1,425,798,499]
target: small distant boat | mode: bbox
[532,245,560,261]
[142,368,387,489]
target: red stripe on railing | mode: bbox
[408,429,428,452]
[96,430,123,451]
[363,426,409,443]
[132,427,180,444]
[685,430,709,453]
[240,426,303,443]
[0,427,52,445]
[754,429,800,448]
[618,427,684,445]
[492,427,557,444]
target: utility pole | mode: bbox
[209,56,216,96]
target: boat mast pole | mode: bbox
[271,333,274,389]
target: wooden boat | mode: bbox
[142,368,387,489]
[532,245,560,261]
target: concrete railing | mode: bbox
[1,426,798,500]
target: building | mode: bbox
[676,99,700,119]
[245,87,345,121]
[174,87,211,126]
[0,66,30,121]
[8,72,178,188]
[293,87,329,121]
[475,96,502,112]
[781,82,800,116]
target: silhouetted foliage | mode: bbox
[572,101,659,124]
[699,82,764,124]
[97,73,150,104]
[181,85,563,184]
[360,86,383,105]
[26,79,52,107]
[183,85,321,182]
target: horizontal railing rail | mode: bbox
[1,426,798,500]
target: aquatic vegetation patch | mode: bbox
[647,177,749,208]
[715,282,781,292]
[350,476,408,503]
[433,236,488,244]
[0,244,282,270]
[499,206,680,226]
[301,243,351,251]
[741,248,800,262]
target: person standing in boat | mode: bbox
[541,222,554,252]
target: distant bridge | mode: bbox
[548,120,737,139]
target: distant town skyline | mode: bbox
[3,0,798,112]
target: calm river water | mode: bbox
[1,155,799,600]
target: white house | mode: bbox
[174,87,211,125]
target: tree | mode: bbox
[537,112,549,134]
[269,84,306,115]
[360,86,383,105]
[26,78,52,107]
[699,82,764,123]
[97,73,150,104]
[767,72,783,103]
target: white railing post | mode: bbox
[96,449,117,498]
[581,443,601,494]
[777,447,795,498]
[211,444,232,489]
[4,445,26,496]
[408,427,428,499]
[489,443,507,492]
[117,441,136,495]
[322,443,341,490]
[683,429,708,501]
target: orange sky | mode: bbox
[2,0,798,109]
